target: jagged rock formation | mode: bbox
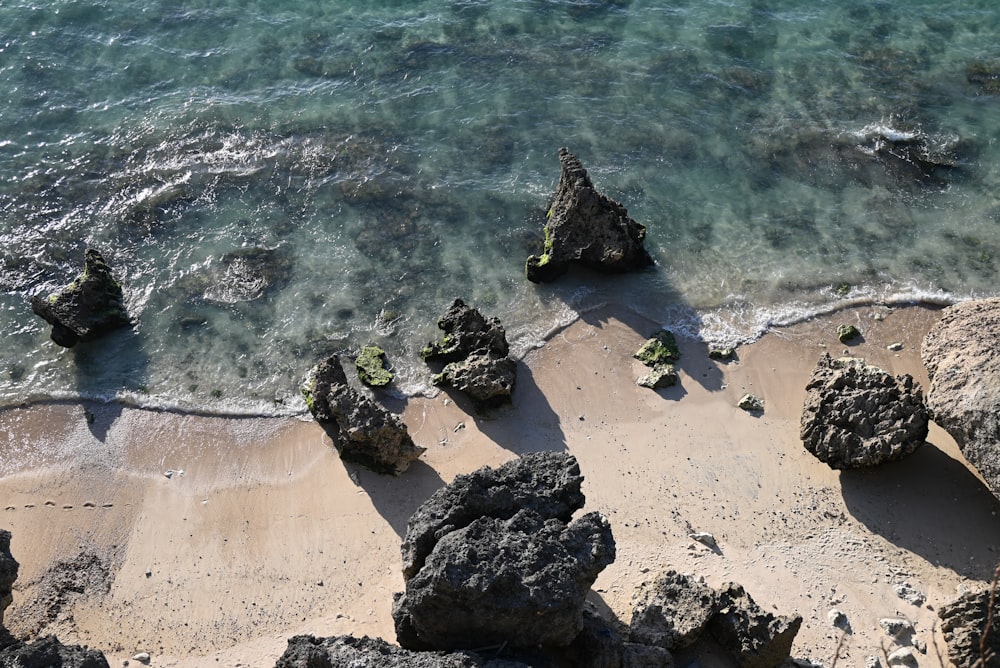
[800,354,928,469]
[938,584,1000,668]
[392,452,615,652]
[634,330,681,390]
[629,571,718,651]
[355,345,394,387]
[627,571,801,668]
[525,148,654,282]
[0,531,110,668]
[421,299,516,410]
[30,249,130,347]
[922,298,1000,503]
[301,355,425,474]
[274,634,529,668]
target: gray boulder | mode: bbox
[273,634,530,668]
[400,452,586,579]
[301,355,425,474]
[421,299,516,410]
[937,584,1000,668]
[707,583,803,668]
[392,509,615,651]
[0,532,15,628]
[800,354,928,469]
[0,634,111,668]
[30,249,130,347]
[526,148,654,283]
[393,452,615,652]
[628,571,718,651]
[922,298,1000,502]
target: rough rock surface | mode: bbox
[0,532,110,668]
[0,532,15,629]
[356,345,394,387]
[922,298,1000,502]
[800,354,928,469]
[0,633,111,668]
[707,583,803,668]
[525,148,654,282]
[628,572,801,668]
[273,634,529,668]
[557,604,625,668]
[399,452,586,579]
[393,452,615,652]
[30,249,130,347]
[628,571,718,651]
[301,355,425,474]
[938,584,1000,668]
[421,299,516,409]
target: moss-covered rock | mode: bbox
[836,324,861,343]
[634,330,681,367]
[356,345,394,387]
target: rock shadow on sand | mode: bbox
[839,441,1000,581]
[351,459,446,538]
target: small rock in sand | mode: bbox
[887,647,917,666]
[133,651,151,663]
[894,582,926,606]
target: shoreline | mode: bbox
[1,301,999,666]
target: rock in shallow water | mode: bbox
[922,298,1000,503]
[525,148,654,282]
[29,248,130,347]
[800,354,927,469]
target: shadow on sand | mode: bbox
[840,440,1000,581]
[71,326,148,441]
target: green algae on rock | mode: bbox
[634,330,681,367]
[356,345,394,387]
[836,324,861,343]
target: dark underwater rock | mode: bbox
[922,298,1000,503]
[301,355,425,474]
[525,148,653,282]
[30,249,130,347]
[800,354,928,469]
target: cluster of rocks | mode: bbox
[525,148,654,283]
[420,298,517,410]
[633,330,681,390]
[0,530,110,668]
[276,453,804,668]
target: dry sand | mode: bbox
[1,303,999,667]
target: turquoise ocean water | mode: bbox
[2,0,999,415]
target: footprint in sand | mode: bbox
[44,500,55,507]
[83,502,96,508]
[62,504,73,510]
[24,504,34,509]
[4,506,13,511]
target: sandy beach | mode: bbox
[2,303,998,667]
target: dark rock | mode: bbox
[421,298,510,363]
[207,245,293,303]
[922,298,1000,502]
[707,583,802,668]
[622,642,674,668]
[301,355,424,474]
[422,299,515,409]
[800,354,928,469]
[634,331,681,367]
[399,452,586,579]
[393,453,614,652]
[628,570,718,651]
[551,603,624,668]
[837,324,861,343]
[525,148,654,282]
[0,532,16,628]
[966,59,1000,95]
[30,249,130,347]
[356,345,394,387]
[938,585,1000,668]
[0,633,111,668]
[739,394,765,413]
[273,634,529,668]
[392,508,615,651]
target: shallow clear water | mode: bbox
[2,0,1000,414]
